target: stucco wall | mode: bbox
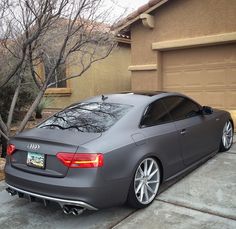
[46,44,131,109]
[129,0,236,128]
[131,0,236,66]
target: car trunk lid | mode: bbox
[9,128,101,177]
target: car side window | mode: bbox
[140,99,172,127]
[162,96,201,121]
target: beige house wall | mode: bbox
[131,0,236,68]
[128,0,236,127]
[45,44,131,109]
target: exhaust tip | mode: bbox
[71,208,78,215]
[62,205,85,216]
[6,187,17,196]
[62,206,70,214]
[71,208,84,216]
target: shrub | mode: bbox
[0,76,37,123]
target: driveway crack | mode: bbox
[109,209,137,229]
[156,198,236,221]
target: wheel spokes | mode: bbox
[222,121,233,149]
[134,158,160,205]
[144,159,148,176]
[223,135,226,147]
[227,122,231,131]
[148,169,158,180]
[226,127,232,134]
[135,177,142,182]
[140,184,144,202]
[138,167,144,177]
[226,135,232,147]
[135,181,143,194]
[144,185,149,201]
[147,160,154,176]
[147,180,159,184]
[146,183,155,194]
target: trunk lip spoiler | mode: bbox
[5,183,98,210]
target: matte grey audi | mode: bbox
[4,91,234,215]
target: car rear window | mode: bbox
[38,102,133,133]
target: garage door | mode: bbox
[162,43,236,111]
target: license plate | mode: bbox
[27,152,45,169]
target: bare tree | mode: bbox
[0,0,122,157]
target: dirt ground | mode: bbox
[0,158,5,181]
[0,172,5,181]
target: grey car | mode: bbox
[4,91,234,215]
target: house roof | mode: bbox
[113,0,168,31]
[48,18,131,45]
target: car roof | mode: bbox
[119,91,167,96]
[82,91,186,107]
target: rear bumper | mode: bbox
[6,183,97,210]
[5,161,131,209]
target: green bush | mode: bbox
[35,97,52,119]
[0,76,37,123]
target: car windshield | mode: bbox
[38,102,133,133]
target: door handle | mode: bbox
[180,129,186,135]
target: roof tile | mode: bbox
[114,0,165,30]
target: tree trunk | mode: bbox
[18,89,46,132]
[1,135,7,158]
[0,117,9,158]
[7,75,22,131]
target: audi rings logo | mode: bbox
[27,143,40,151]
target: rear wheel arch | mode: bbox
[149,155,164,185]
[131,153,164,184]
[229,118,234,130]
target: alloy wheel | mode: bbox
[222,121,233,149]
[134,158,160,205]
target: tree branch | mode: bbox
[7,74,22,131]
[0,115,8,139]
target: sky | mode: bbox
[0,0,149,34]
[104,0,148,22]
[113,0,148,12]
[109,0,149,16]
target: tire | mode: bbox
[127,157,161,209]
[219,120,234,152]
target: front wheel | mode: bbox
[127,157,161,209]
[219,120,233,152]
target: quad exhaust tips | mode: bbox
[6,187,17,196]
[6,185,89,216]
[62,205,85,216]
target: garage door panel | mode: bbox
[205,68,225,87]
[227,66,236,87]
[182,70,203,87]
[204,92,225,109]
[226,91,236,109]
[163,70,204,89]
[163,71,183,88]
[162,44,236,110]
[181,91,204,105]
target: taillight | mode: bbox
[56,153,104,168]
[7,144,16,156]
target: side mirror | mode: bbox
[202,106,213,115]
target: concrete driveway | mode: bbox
[0,142,235,229]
